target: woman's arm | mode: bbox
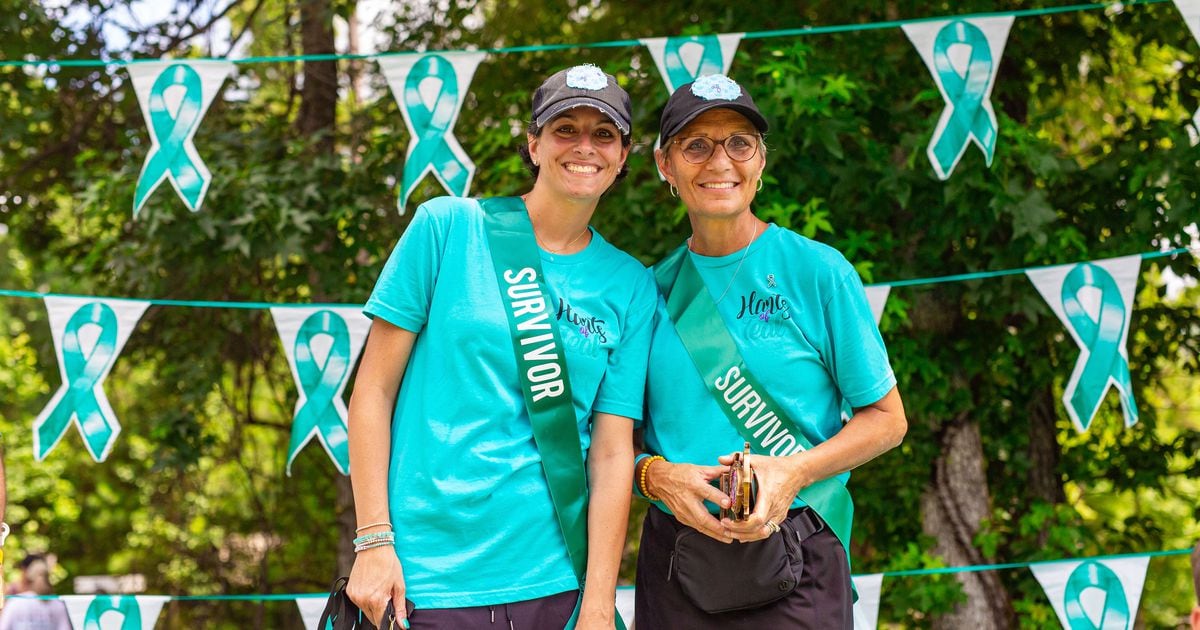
[724,386,907,541]
[346,319,418,627]
[576,412,634,629]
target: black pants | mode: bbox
[406,589,578,630]
[634,506,852,629]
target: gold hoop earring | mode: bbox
[669,185,678,198]
[756,179,764,192]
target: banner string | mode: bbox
[7,547,1191,601]
[0,247,1191,310]
[880,247,1190,289]
[0,1,1169,69]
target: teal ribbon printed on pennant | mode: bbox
[930,19,997,176]
[84,595,142,630]
[36,302,121,461]
[287,310,352,475]
[662,35,726,88]
[133,63,208,216]
[400,54,471,208]
[1063,561,1130,630]
[1060,262,1138,430]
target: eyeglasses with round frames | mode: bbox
[671,133,761,164]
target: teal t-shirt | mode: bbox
[643,223,896,514]
[364,196,656,608]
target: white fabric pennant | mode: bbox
[378,52,487,214]
[864,285,891,325]
[1175,1,1200,51]
[641,33,743,178]
[1173,1,1200,130]
[62,595,170,630]
[902,17,1013,180]
[615,586,635,628]
[1026,255,1141,433]
[271,306,371,475]
[1030,556,1149,630]
[641,33,743,93]
[34,296,150,462]
[296,596,327,630]
[852,573,884,630]
[127,60,234,217]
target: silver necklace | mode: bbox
[536,226,590,254]
[525,195,590,254]
[689,221,760,302]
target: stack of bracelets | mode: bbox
[353,521,394,553]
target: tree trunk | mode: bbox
[921,416,1016,629]
[1026,386,1066,549]
[294,0,355,577]
[1027,386,1065,506]
[296,0,337,153]
[347,2,362,107]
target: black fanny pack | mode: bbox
[667,508,824,614]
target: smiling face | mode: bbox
[656,108,765,221]
[528,107,630,203]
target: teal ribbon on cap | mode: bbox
[1063,560,1130,629]
[1060,262,1138,430]
[133,63,208,216]
[287,310,352,475]
[930,20,997,176]
[36,302,121,461]
[84,595,142,630]
[399,54,471,209]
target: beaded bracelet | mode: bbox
[353,531,395,546]
[353,531,396,553]
[355,521,391,534]
[355,539,395,553]
[637,455,665,502]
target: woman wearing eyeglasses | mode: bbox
[632,75,907,628]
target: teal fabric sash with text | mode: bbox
[480,197,625,629]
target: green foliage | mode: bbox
[0,1,1198,627]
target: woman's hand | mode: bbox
[720,451,810,543]
[646,459,733,542]
[346,546,407,628]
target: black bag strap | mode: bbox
[318,576,379,630]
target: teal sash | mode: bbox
[655,244,855,558]
[479,197,624,629]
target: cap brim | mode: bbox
[535,98,630,135]
[663,102,769,139]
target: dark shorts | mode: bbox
[634,506,852,629]
[407,589,578,630]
